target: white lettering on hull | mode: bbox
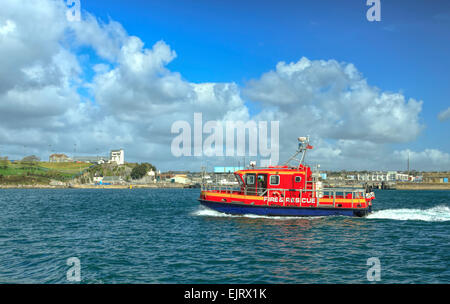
[263,197,317,204]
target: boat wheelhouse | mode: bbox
[199,137,375,217]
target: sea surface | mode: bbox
[0,189,449,284]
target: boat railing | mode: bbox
[201,184,241,193]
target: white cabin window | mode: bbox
[295,176,302,183]
[270,175,280,185]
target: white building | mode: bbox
[170,174,191,184]
[147,170,156,182]
[395,173,410,182]
[387,171,397,181]
[355,171,414,182]
[110,149,124,165]
[93,176,103,183]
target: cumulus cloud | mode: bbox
[0,0,448,171]
[241,57,435,170]
[68,12,128,62]
[244,57,423,144]
[0,0,249,166]
[0,0,84,149]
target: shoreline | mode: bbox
[1,184,449,190]
[0,183,196,189]
[394,183,450,190]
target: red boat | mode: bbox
[199,137,375,217]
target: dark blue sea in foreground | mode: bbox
[0,189,449,284]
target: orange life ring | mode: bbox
[273,191,283,198]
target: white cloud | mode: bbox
[0,19,16,35]
[244,57,423,144]
[438,107,450,121]
[392,149,450,171]
[242,57,435,170]
[68,12,128,62]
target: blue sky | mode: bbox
[82,0,450,152]
[1,0,449,171]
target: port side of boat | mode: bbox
[199,199,371,217]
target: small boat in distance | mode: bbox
[199,136,375,217]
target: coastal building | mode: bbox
[170,174,191,184]
[159,173,174,181]
[386,171,397,181]
[93,176,103,183]
[147,170,156,183]
[423,173,450,183]
[356,172,387,182]
[412,175,423,182]
[395,173,410,182]
[110,149,124,165]
[73,149,124,165]
[353,171,414,182]
[73,156,107,164]
[102,176,123,185]
[49,154,71,163]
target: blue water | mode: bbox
[0,189,449,284]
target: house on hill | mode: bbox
[49,154,71,163]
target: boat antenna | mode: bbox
[283,136,313,168]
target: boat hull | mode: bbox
[199,199,371,217]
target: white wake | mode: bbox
[194,205,450,222]
[367,205,450,222]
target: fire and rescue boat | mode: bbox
[199,136,375,217]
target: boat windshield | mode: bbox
[234,174,244,186]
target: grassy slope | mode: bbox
[39,162,91,172]
[0,162,92,185]
[0,162,142,185]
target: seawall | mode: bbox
[395,183,450,190]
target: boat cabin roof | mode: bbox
[235,165,310,176]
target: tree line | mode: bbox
[130,163,157,180]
